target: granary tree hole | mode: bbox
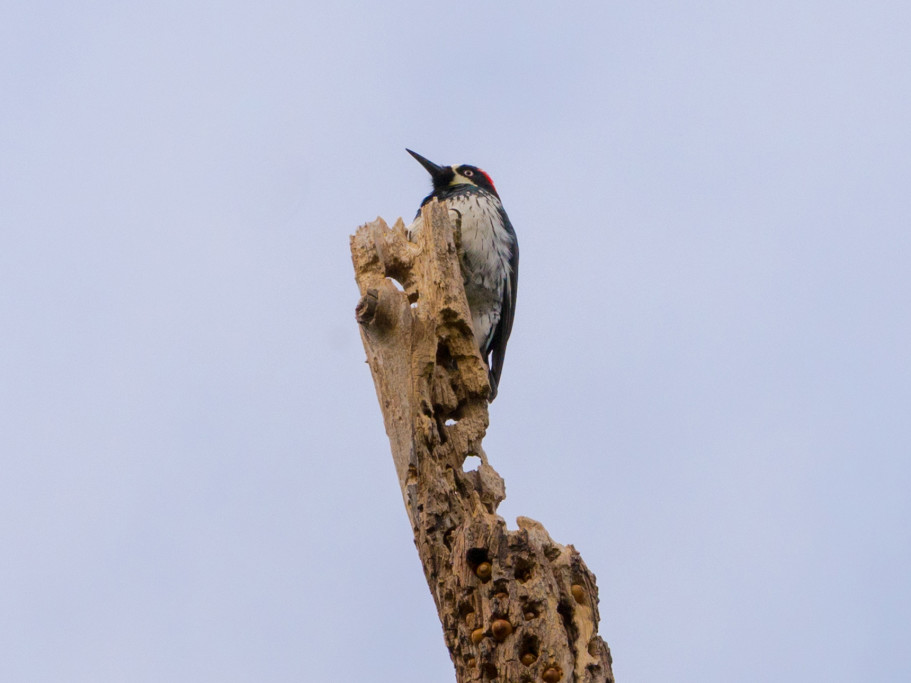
[465,547,490,570]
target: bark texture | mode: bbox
[350,201,614,683]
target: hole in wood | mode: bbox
[435,339,457,371]
[445,417,457,426]
[442,527,455,551]
[466,548,490,573]
[543,544,561,561]
[521,599,541,621]
[513,557,534,583]
[519,633,539,666]
[389,277,405,292]
[490,579,509,597]
[435,416,449,445]
[462,454,481,472]
[458,601,476,620]
[557,599,578,645]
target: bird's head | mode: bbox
[406,149,499,198]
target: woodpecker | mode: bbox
[406,149,519,402]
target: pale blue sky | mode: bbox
[2,2,910,681]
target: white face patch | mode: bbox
[448,166,477,188]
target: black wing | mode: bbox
[486,212,519,401]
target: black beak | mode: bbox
[406,149,446,180]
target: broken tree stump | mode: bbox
[350,200,614,683]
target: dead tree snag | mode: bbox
[350,201,614,683]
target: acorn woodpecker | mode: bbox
[406,149,519,402]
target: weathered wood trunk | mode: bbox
[350,201,614,683]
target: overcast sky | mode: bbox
[2,2,910,681]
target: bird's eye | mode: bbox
[462,169,474,177]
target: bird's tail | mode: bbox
[487,369,499,402]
